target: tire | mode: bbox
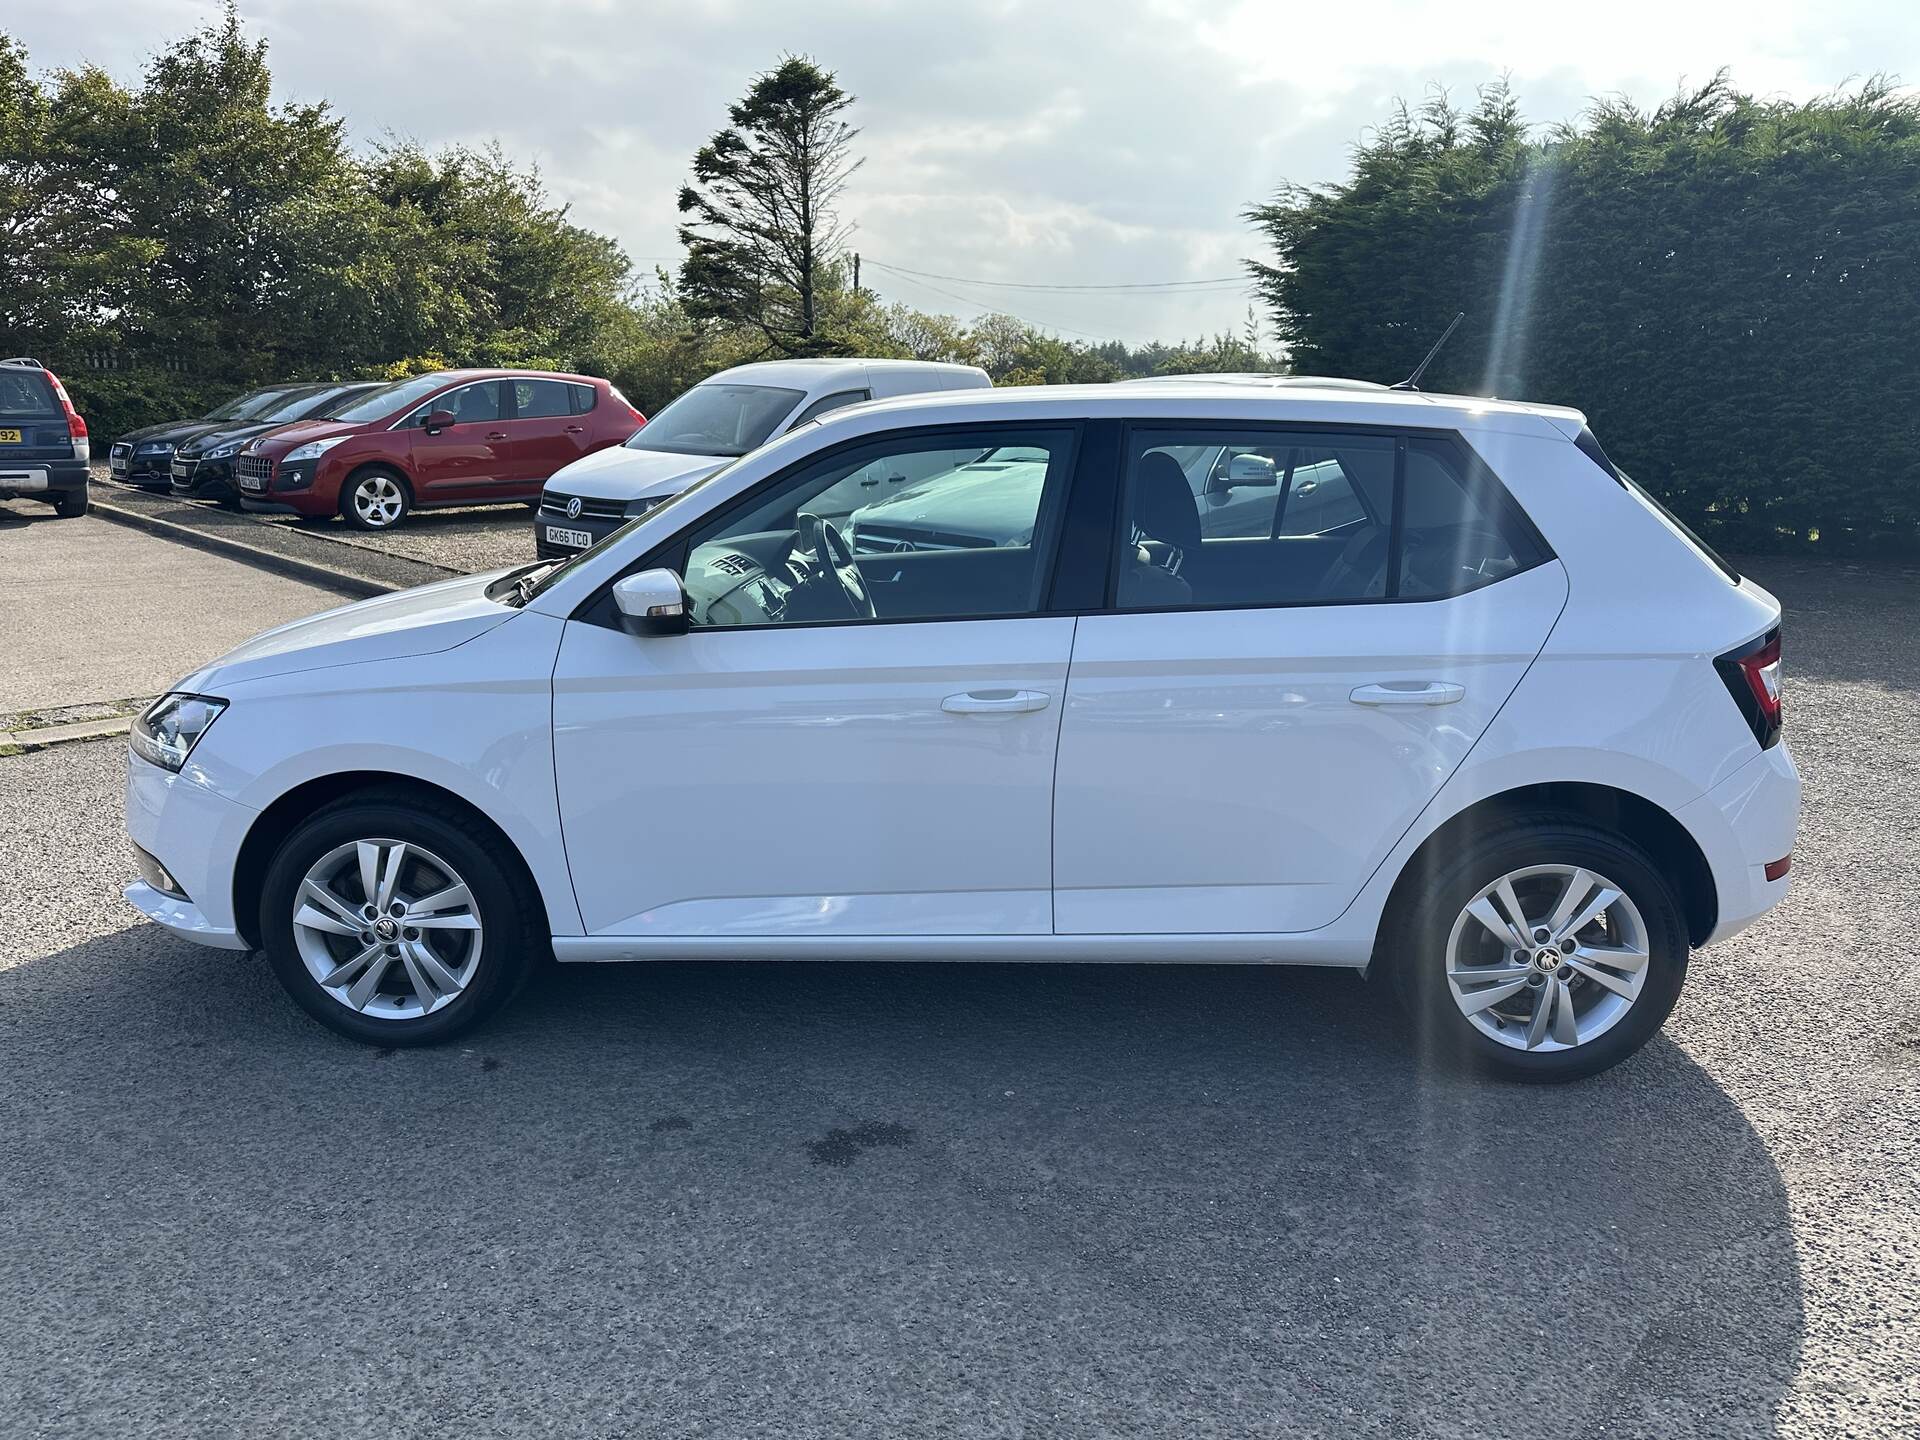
[259,790,544,1046]
[339,467,412,531]
[1388,814,1688,1082]
[52,489,88,518]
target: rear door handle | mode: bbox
[564,424,586,434]
[486,431,509,441]
[1350,681,1466,706]
[942,689,1051,715]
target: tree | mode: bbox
[677,56,863,356]
[1245,76,1920,550]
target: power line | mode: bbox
[865,258,1248,293]
[865,266,1133,343]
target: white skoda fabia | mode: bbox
[125,380,1798,1080]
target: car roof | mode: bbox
[707,357,983,391]
[412,368,601,385]
[813,377,1589,440]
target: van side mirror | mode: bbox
[612,568,689,636]
[423,409,457,434]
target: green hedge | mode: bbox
[1248,78,1920,553]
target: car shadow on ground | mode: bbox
[1,925,1803,1436]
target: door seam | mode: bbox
[1048,615,1080,935]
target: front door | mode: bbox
[404,380,510,500]
[1051,425,1568,935]
[552,423,1081,938]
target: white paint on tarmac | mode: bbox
[0,500,347,712]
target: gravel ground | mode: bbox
[251,502,536,574]
[0,552,1915,1437]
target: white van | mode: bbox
[533,358,990,556]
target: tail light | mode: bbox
[44,368,89,457]
[1715,627,1782,749]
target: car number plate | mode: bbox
[111,454,128,473]
[0,429,20,444]
[239,472,266,492]
[545,525,593,549]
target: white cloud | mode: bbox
[11,0,1918,344]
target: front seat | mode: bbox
[1119,451,1202,607]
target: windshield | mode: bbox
[203,388,292,422]
[624,383,804,457]
[327,374,455,425]
[248,388,337,424]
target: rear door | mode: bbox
[1051,423,1567,935]
[403,381,510,500]
[502,378,595,490]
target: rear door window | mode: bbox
[512,379,575,419]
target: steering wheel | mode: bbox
[795,512,877,619]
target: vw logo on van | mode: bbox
[565,496,583,520]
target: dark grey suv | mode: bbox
[0,358,90,518]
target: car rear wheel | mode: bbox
[260,793,542,1045]
[340,468,411,531]
[1390,816,1688,1082]
[52,490,87,518]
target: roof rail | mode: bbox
[1,356,47,369]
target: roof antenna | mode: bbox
[1390,312,1465,392]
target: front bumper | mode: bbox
[171,456,238,500]
[112,453,176,486]
[124,750,259,950]
[532,508,627,560]
[1681,740,1801,945]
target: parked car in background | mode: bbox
[109,383,317,489]
[170,381,386,505]
[236,370,642,530]
[0,357,90,518]
[533,359,989,558]
[125,380,1796,1081]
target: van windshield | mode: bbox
[626,384,805,457]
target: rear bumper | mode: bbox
[1682,741,1801,945]
[0,458,87,498]
[124,751,259,950]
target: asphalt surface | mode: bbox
[0,499,347,714]
[1,551,1916,1438]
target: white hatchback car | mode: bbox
[126,381,1797,1079]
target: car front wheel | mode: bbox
[340,468,411,530]
[260,793,541,1045]
[1391,817,1688,1082]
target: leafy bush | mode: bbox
[1248,77,1920,552]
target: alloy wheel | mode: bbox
[290,839,483,1020]
[350,474,405,528]
[1442,864,1650,1052]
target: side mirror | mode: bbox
[1208,452,1279,495]
[423,409,457,434]
[612,567,689,636]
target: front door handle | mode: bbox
[564,424,586,434]
[486,431,509,441]
[942,689,1051,715]
[1350,681,1466,706]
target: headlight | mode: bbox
[130,693,227,773]
[137,441,173,454]
[624,494,669,518]
[285,436,351,463]
[207,440,242,459]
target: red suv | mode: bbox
[236,369,643,530]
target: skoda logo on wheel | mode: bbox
[565,496,583,521]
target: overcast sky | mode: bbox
[13,1,1918,346]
